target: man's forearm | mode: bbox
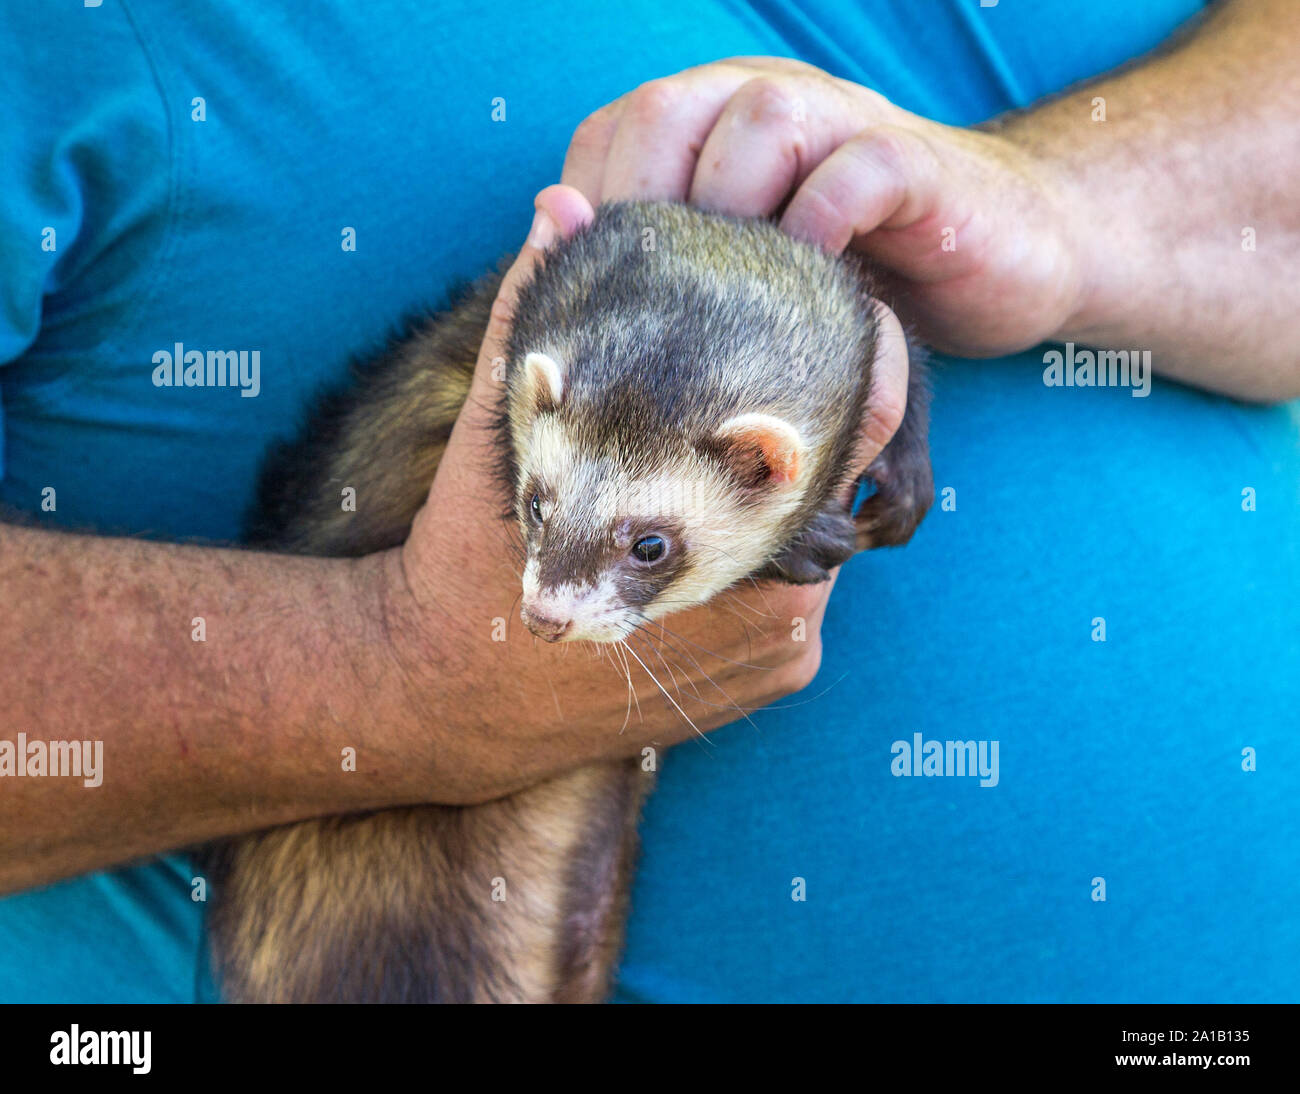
[0,523,425,892]
[1009,0,1299,400]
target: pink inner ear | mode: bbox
[721,419,802,486]
[523,352,564,409]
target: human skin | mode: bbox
[0,185,896,893]
[563,0,1299,401]
[3,0,1295,891]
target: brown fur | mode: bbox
[203,274,650,1003]
[203,763,648,1003]
[200,202,933,1004]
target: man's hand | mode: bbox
[382,184,911,804]
[0,186,910,890]
[562,20,1300,402]
[561,56,1086,360]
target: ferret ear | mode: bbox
[522,351,566,410]
[701,412,806,490]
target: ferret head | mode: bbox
[500,201,876,645]
[508,350,811,644]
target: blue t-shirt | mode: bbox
[3,0,1296,1003]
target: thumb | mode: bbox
[405,185,594,598]
[838,300,910,507]
[469,185,595,399]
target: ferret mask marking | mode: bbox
[516,425,695,641]
[512,377,814,642]
[514,425,791,641]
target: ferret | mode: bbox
[199,201,933,1003]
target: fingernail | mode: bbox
[527,208,556,250]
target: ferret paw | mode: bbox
[853,450,934,551]
[757,503,857,584]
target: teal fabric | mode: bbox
[5,0,1290,1004]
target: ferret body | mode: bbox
[200,201,932,1002]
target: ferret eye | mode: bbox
[631,535,666,563]
[529,494,544,524]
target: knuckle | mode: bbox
[735,76,799,128]
[852,126,912,180]
[625,78,685,126]
[853,83,891,112]
[787,170,858,248]
[862,125,909,164]
[487,291,516,329]
[862,392,906,453]
[569,110,613,155]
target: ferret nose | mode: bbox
[521,605,572,642]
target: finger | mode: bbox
[423,186,595,552]
[469,184,594,395]
[709,576,834,653]
[688,75,863,217]
[838,301,909,507]
[563,60,797,202]
[560,104,622,206]
[765,577,835,633]
[598,68,759,201]
[780,125,942,254]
